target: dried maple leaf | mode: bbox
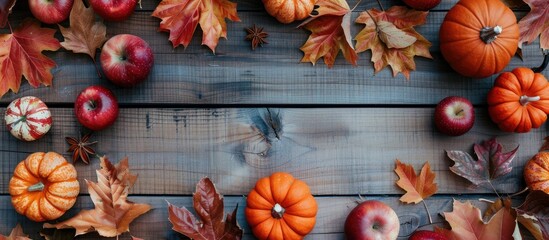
[167,177,243,240]
[0,18,60,98]
[151,0,240,53]
[0,224,31,240]
[0,0,16,28]
[446,138,518,189]
[299,0,358,68]
[43,156,151,238]
[355,6,432,79]
[394,159,437,204]
[518,0,549,50]
[516,190,549,239]
[59,0,107,61]
[443,200,517,240]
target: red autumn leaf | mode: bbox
[299,0,358,68]
[518,0,549,50]
[0,224,31,240]
[151,0,240,53]
[394,159,438,204]
[0,0,16,28]
[443,200,516,240]
[44,156,152,238]
[168,177,243,240]
[0,18,60,98]
[446,138,518,189]
[355,6,432,79]
[516,190,549,239]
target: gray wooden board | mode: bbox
[1,12,545,105]
[0,108,542,195]
[0,195,527,240]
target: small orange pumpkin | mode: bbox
[487,67,549,133]
[262,0,315,24]
[9,152,80,222]
[245,172,318,240]
[524,152,549,193]
[439,0,519,78]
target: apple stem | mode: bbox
[88,100,96,109]
[271,203,285,219]
[28,182,45,192]
[519,95,541,106]
[480,26,502,44]
[422,201,433,224]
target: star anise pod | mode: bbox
[66,133,97,164]
[245,24,268,50]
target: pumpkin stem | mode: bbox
[520,95,541,106]
[271,203,285,219]
[28,182,45,192]
[532,52,549,73]
[480,26,502,44]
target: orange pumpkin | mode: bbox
[487,67,549,133]
[245,172,318,240]
[524,152,549,193]
[439,0,519,78]
[262,0,315,24]
[9,152,80,222]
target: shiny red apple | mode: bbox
[89,0,137,21]
[409,230,449,240]
[100,34,154,87]
[402,0,441,11]
[434,96,475,136]
[28,0,74,24]
[344,200,400,240]
[74,85,119,131]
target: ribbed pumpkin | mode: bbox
[524,152,549,193]
[5,96,52,141]
[487,68,549,133]
[9,152,80,222]
[439,0,519,78]
[245,172,318,240]
[262,0,315,24]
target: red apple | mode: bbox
[28,0,74,24]
[409,230,449,240]
[89,0,137,22]
[100,34,154,87]
[344,200,400,240]
[434,96,475,136]
[74,85,119,131]
[402,0,441,11]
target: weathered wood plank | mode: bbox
[1,11,544,105]
[0,108,540,195]
[0,195,522,240]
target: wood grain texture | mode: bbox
[1,11,544,105]
[0,195,517,240]
[0,108,541,195]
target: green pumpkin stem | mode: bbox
[27,182,45,192]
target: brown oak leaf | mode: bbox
[394,159,437,204]
[516,190,549,239]
[43,156,151,238]
[0,18,60,98]
[355,6,432,79]
[151,0,240,53]
[443,200,517,240]
[59,0,106,61]
[0,224,31,240]
[446,138,518,189]
[0,0,16,28]
[299,0,358,68]
[168,177,243,240]
[518,0,549,50]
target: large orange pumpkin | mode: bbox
[245,172,318,240]
[262,0,315,24]
[9,152,80,222]
[439,0,519,78]
[524,152,549,193]
[487,67,549,133]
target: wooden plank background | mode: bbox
[0,0,546,239]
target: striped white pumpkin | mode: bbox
[5,96,52,141]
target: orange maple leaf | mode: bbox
[44,157,151,238]
[0,224,31,240]
[0,18,60,98]
[151,0,240,53]
[394,159,437,204]
[355,6,432,79]
[443,200,517,240]
[299,0,358,68]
